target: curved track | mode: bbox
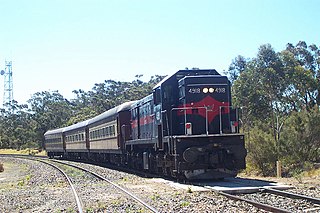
[4,154,319,212]
[6,155,85,213]
[36,159,84,213]
[50,159,159,213]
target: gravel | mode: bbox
[42,160,266,212]
[239,192,319,212]
[1,156,319,212]
[0,157,75,213]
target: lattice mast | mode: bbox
[0,61,13,107]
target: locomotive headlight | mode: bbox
[203,88,209,93]
[209,88,214,93]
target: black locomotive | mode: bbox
[45,69,247,179]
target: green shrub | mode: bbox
[244,107,320,177]
[278,108,320,176]
[246,126,277,176]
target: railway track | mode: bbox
[49,159,159,213]
[35,159,84,213]
[189,176,320,212]
[2,154,319,212]
[212,185,320,212]
[8,155,159,212]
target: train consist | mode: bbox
[44,69,247,179]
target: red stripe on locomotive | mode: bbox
[177,95,230,123]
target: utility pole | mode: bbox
[0,61,13,108]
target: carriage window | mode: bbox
[106,127,109,136]
[110,125,114,136]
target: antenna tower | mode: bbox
[1,61,13,107]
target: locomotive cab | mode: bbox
[176,75,238,135]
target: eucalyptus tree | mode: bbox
[285,42,320,109]
[228,55,247,84]
[69,75,166,124]
[0,101,37,149]
[229,41,320,175]
[28,91,73,147]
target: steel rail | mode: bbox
[262,188,320,205]
[36,159,83,213]
[5,155,83,213]
[218,191,291,213]
[52,160,159,213]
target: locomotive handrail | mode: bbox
[170,105,241,136]
[170,106,213,136]
[219,106,239,134]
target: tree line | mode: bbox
[228,41,320,176]
[0,75,165,149]
[1,40,319,176]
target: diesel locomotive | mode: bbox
[44,69,247,179]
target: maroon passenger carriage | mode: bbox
[44,69,246,180]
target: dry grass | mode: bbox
[0,149,46,156]
[303,168,320,178]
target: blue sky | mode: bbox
[0,0,319,105]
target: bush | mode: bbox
[246,126,278,176]
[244,107,320,177]
[278,108,320,176]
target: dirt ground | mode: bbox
[0,160,26,186]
